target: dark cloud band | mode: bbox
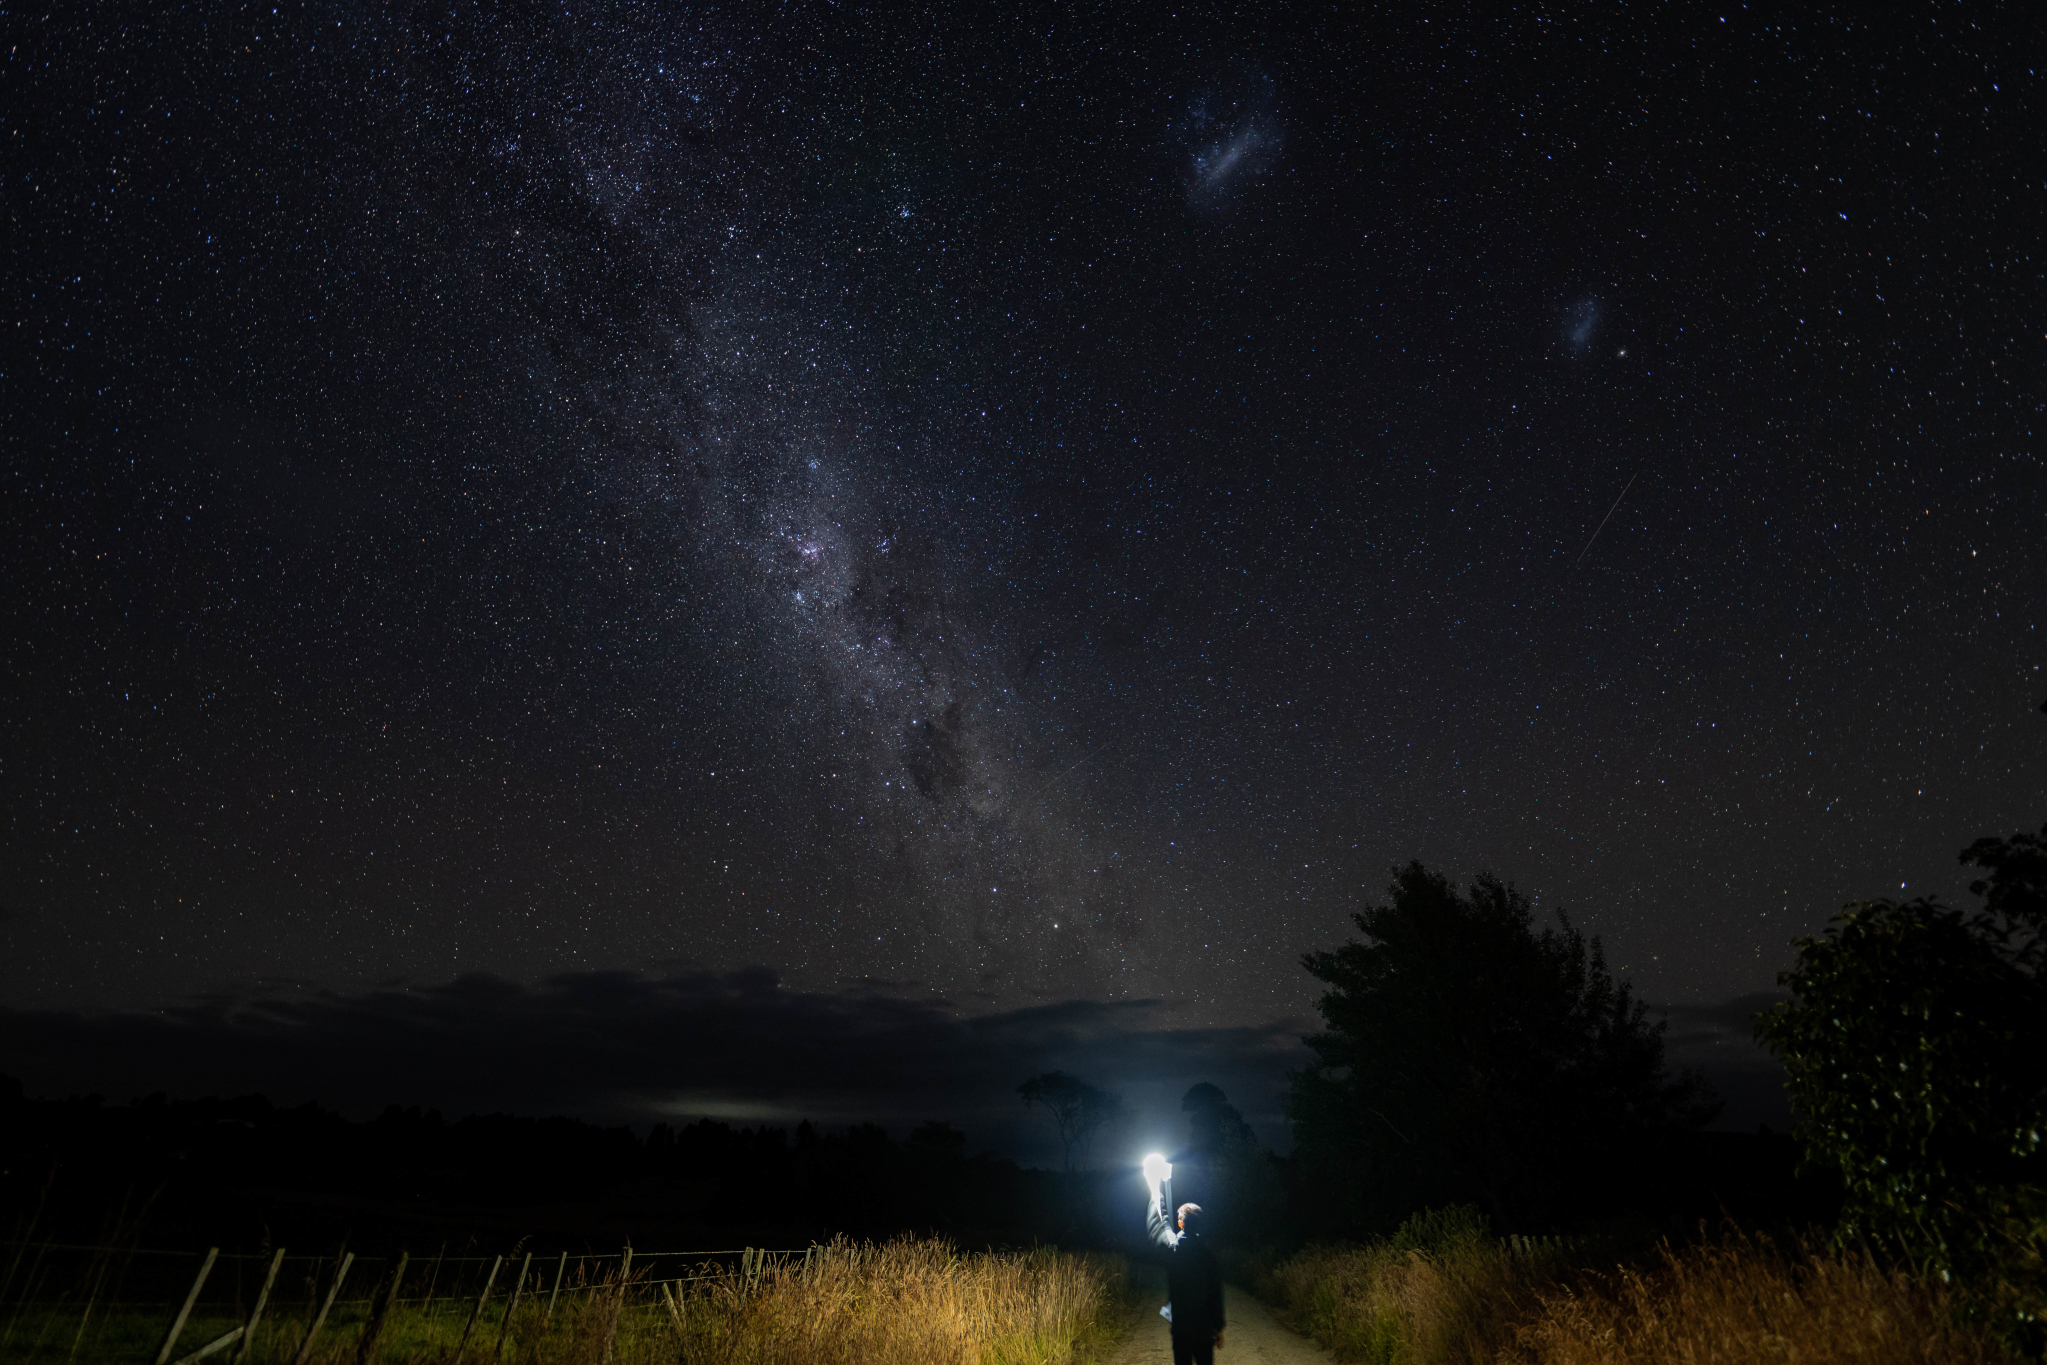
[0,970,1313,1165]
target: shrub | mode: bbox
[1261,1206,1552,1365]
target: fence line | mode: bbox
[0,1241,823,1362]
[0,1241,810,1262]
[0,1244,816,1315]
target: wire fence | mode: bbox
[0,1238,813,1363]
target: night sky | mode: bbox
[4,2,2042,1150]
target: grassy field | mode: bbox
[1256,1208,2022,1365]
[0,1237,1130,1364]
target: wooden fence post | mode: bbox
[542,1251,566,1326]
[450,1254,502,1364]
[659,1282,687,1344]
[417,1244,446,1333]
[489,1251,532,1361]
[68,1242,116,1363]
[229,1248,285,1365]
[154,1247,220,1365]
[167,1324,246,1365]
[0,1241,54,1360]
[289,1251,354,1365]
[0,1173,52,1312]
[354,1250,408,1364]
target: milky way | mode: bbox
[419,21,1158,1001]
[680,297,1131,997]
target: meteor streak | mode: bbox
[1575,472,1638,567]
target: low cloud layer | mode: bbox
[1660,992,1793,1131]
[0,972,1790,1162]
[0,970,1311,1166]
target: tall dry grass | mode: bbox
[1506,1235,2019,1365]
[666,1236,1127,1365]
[1262,1212,2022,1365]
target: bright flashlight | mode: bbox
[1142,1153,1172,1184]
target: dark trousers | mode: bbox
[1171,1329,1215,1365]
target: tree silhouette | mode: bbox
[1960,818,2047,938]
[1290,861,1717,1231]
[1182,1083,1253,1158]
[1180,1083,1285,1244]
[1017,1071,1122,1172]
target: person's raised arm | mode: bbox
[1142,1155,1177,1248]
[1146,1184,1178,1247]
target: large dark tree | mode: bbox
[1756,821,2046,1339]
[1178,1083,1287,1245]
[1289,862,1717,1232]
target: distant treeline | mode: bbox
[0,1080,1125,1254]
[0,1074,1834,1265]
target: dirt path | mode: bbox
[1109,1274,1333,1365]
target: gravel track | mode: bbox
[1109,1274,1334,1365]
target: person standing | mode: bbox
[1145,1166,1226,1364]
